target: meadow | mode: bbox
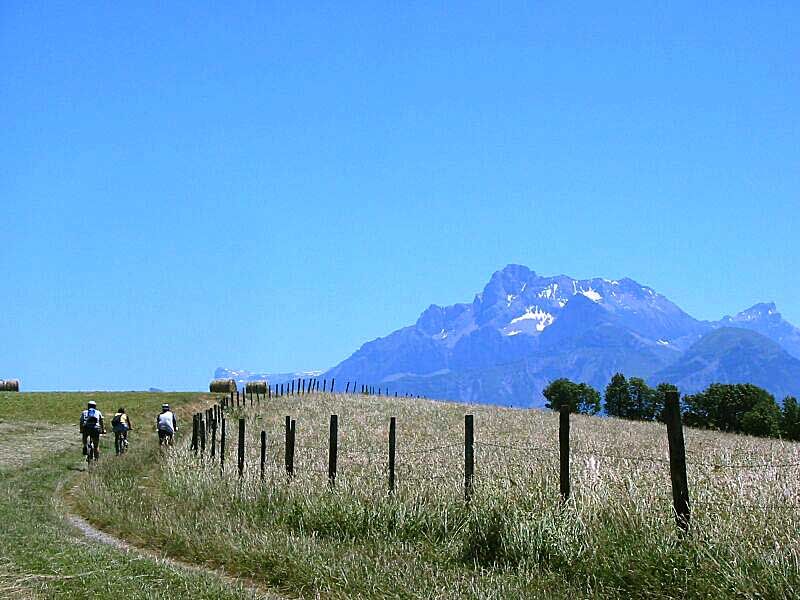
[71,391,800,599]
[0,392,267,599]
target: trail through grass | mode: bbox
[0,392,274,599]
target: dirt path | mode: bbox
[59,482,287,600]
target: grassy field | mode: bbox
[71,391,800,599]
[0,392,272,599]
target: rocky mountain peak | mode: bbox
[731,302,779,321]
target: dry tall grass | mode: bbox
[76,392,800,599]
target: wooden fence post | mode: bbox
[559,406,570,502]
[345,382,350,393]
[220,417,226,472]
[388,416,396,493]
[331,378,335,393]
[665,390,690,533]
[210,419,217,458]
[465,414,474,502]
[329,414,338,486]
[260,430,266,481]
[284,416,292,476]
[200,417,206,455]
[237,418,245,479]
[191,414,199,454]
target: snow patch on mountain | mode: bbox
[538,283,559,299]
[509,306,554,331]
[580,287,602,302]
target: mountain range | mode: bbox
[318,265,800,406]
[215,265,800,406]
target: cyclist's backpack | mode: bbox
[85,408,99,429]
[111,413,122,428]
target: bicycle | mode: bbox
[114,429,130,455]
[158,429,174,448]
[85,436,97,467]
[84,430,104,466]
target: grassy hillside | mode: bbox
[71,391,800,599]
[0,392,268,599]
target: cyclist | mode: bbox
[111,407,133,455]
[79,401,105,461]
[156,403,178,446]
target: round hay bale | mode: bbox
[209,378,236,393]
[245,380,268,394]
[0,379,20,392]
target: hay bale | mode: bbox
[209,378,236,393]
[0,379,20,392]
[245,380,268,394]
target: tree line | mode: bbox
[543,375,800,442]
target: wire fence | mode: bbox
[187,390,800,532]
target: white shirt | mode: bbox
[157,411,176,432]
[81,408,103,430]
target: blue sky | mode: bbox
[2,2,798,391]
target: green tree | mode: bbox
[628,377,657,421]
[740,399,782,437]
[781,396,800,441]
[543,378,601,415]
[605,374,659,421]
[653,382,678,423]
[604,373,631,417]
[683,383,781,437]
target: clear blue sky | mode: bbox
[2,2,798,391]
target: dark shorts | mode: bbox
[83,429,100,447]
[158,429,174,442]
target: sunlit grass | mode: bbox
[74,392,800,599]
[0,391,267,599]
[0,422,75,471]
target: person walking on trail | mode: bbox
[79,400,105,460]
[156,403,178,446]
[111,407,133,455]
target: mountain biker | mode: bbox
[79,401,105,460]
[111,407,133,455]
[156,403,178,445]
